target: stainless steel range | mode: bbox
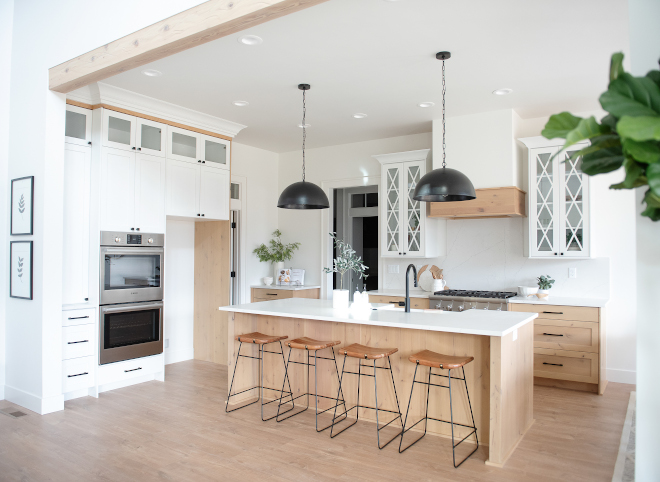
[429,290,517,311]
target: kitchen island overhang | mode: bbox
[219,298,537,467]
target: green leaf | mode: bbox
[562,117,609,149]
[617,116,660,141]
[647,70,660,88]
[622,138,660,163]
[542,112,582,139]
[610,158,645,190]
[581,148,625,175]
[567,135,620,162]
[609,52,625,83]
[600,73,660,118]
[647,163,660,197]
[600,114,618,131]
[641,205,660,221]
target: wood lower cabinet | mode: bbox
[251,288,320,303]
[368,295,430,309]
[510,303,605,394]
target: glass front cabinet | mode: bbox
[375,149,444,258]
[521,137,590,258]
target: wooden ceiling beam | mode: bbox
[49,0,330,94]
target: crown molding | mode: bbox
[372,149,431,165]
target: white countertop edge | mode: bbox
[507,295,609,308]
[251,285,321,291]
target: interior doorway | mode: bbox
[332,186,379,299]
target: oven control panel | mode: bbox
[127,234,142,245]
[100,231,164,247]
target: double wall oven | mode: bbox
[99,231,164,365]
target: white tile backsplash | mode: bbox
[383,217,610,298]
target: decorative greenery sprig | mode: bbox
[537,275,555,290]
[323,232,368,291]
[253,229,300,264]
[542,52,660,221]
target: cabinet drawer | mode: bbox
[251,289,294,301]
[97,354,163,386]
[368,295,430,310]
[62,324,95,360]
[510,303,598,322]
[63,356,94,393]
[62,308,96,327]
[534,319,598,353]
[534,348,598,384]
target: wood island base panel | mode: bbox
[226,308,534,467]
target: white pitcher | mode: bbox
[431,279,446,292]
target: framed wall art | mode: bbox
[10,241,33,300]
[11,176,34,235]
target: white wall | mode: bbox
[4,0,205,413]
[628,0,660,479]
[164,220,195,365]
[0,0,15,400]
[278,132,433,285]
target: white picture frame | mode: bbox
[10,241,33,300]
[11,176,34,235]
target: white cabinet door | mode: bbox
[136,118,166,157]
[199,165,229,220]
[200,134,230,170]
[529,147,561,257]
[167,126,200,164]
[381,162,404,257]
[135,153,165,233]
[101,147,136,231]
[166,159,199,217]
[558,146,590,258]
[402,160,425,256]
[63,143,91,305]
[102,109,136,152]
[65,105,92,147]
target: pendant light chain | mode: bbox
[302,88,306,182]
[442,58,447,169]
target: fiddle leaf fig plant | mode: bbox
[537,275,555,291]
[253,229,300,264]
[323,233,368,291]
[542,52,660,221]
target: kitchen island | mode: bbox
[219,299,537,467]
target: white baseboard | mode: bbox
[607,368,636,385]
[0,384,4,400]
[165,347,194,365]
[98,372,162,394]
[4,385,64,414]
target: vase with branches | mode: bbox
[253,229,301,281]
[323,233,368,308]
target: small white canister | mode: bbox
[431,279,446,292]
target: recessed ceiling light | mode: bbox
[298,123,311,128]
[353,113,368,119]
[492,88,513,96]
[238,35,263,46]
[232,100,249,107]
[418,102,435,108]
[141,69,162,77]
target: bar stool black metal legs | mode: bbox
[399,350,479,468]
[226,332,294,421]
[275,337,347,431]
[330,343,404,449]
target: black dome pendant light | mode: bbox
[413,52,476,202]
[277,84,330,209]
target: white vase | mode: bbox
[333,289,349,309]
[274,261,285,283]
[537,289,550,300]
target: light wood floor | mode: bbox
[0,360,633,481]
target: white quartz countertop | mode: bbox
[251,285,321,291]
[220,298,537,337]
[507,295,609,308]
[367,289,432,299]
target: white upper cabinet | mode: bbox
[65,105,92,147]
[136,118,166,157]
[167,126,199,164]
[135,153,166,233]
[200,134,230,170]
[520,137,590,258]
[166,160,229,220]
[102,109,136,151]
[199,165,229,219]
[374,149,443,258]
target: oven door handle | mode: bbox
[102,247,164,256]
[101,302,163,313]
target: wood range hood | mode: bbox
[428,186,526,219]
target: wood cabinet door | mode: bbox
[63,143,91,305]
[135,153,165,233]
[102,109,136,152]
[199,165,229,220]
[166,159,199,217]
[100,147,136,232]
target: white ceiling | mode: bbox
[104,0,630,153]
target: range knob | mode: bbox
[148,238,154,244]
[114,237,121,243]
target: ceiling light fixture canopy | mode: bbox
[141,69,162,77]
[413,52,476,203]
[277,84,330,210]
[492,88,513,96]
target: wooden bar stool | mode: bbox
[399,349,479,468]
[330,343,404,449]
[275,337,347,431]
[226,332,294,421]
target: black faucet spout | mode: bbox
[405,264,418,313]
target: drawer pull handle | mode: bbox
[542,311,564,315]
[67,372,88,378]
[68,315,90,320]
[124,367,142,373]
[389,301,405,306]
[266,293,278,296]
[542,333,564,337]
[542,362,564,367]
[67,340,89,344]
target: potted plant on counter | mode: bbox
[324,232,368,309]
[253,229,301,283]
[536,275,555,299]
